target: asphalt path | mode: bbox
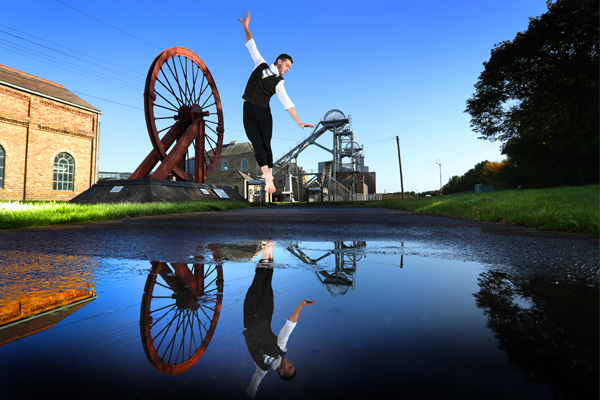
[1,205,597,281]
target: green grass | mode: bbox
[1,186,598,238]
[0,200,258,230]
[357,185,599,238]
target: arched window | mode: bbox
[53,152,75,191]
[0,145,5,189]
[234,184,240,193]
[241,159,248,173]
[221,161,229,171]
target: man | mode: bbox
[238,12,314,194]
[243,242,315,398]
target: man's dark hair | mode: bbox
[280,369,296,381]
[275,54,293,64]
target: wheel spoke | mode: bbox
[194,74,207,105]
[167,58,188,106]
[165,58,183,104]
[178,56,192,105]
[191,63,202,105]
[201,92,215,109]
[156,76,182,107]
[154,103,179,113]
[158,70,183,108]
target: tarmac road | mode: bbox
[1,205,598,281]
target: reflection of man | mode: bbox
[243,243,314,398]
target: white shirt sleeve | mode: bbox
[276,319,297,351]
[275,82,295,111]
[246,363,268,399]
[246,38,295,110]
[245,38,266,70]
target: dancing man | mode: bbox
[238,12,314,193]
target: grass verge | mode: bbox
[1,186,597,238]
[356,185,599,238]
[0,200,257,230]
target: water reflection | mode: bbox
[286,241,367,295]
[1,240,595,398]
[139,244,223,375]
[0,251,96,345]
[474,270,599,399]
[243,241,315,398]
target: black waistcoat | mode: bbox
[243,322,287,371]
[242,63,284,108]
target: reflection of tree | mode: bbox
[474,270,599,398]
[140,247,223,375]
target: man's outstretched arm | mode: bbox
[238,12,252,42]
[288,299,315,323]
[287,107,315,130]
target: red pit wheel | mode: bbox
[140,256,224,375]
[130,47,224,183]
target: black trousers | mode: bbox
[243,267,274,329]
[243,101,273,168]
[243,268,283,368]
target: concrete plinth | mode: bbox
[70,179,246,204]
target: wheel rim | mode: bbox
[144,47,224,181]
[323,109,347,130]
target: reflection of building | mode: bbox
[201,242,265,262]
[0,251,96,345]
[0,64,101,201]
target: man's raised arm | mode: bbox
[238,12,252,42]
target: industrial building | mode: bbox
[0,64,101,201]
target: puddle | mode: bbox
[0,241,597,399]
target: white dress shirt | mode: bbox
[245,38,295,111]
[246,319,297,398]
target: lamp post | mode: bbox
[436,159,442,195]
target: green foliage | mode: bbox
[360,185,599,238]
[465,0,599,187]
[442,160,508,194]
[0,201,257,230]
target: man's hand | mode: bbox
[238,12,252,42]
[298,122,315,130]
[287,107,314,130]
[288,299,315,323]
[238,11,250,28]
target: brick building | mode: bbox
[0,65,101,201]
[204,141,308,201]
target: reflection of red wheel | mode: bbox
[131,47,224,183]
[140,260,223,375]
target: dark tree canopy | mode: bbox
[465,0,599,188]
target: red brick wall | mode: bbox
[0,84,99,201]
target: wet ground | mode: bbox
[0,205,598,399]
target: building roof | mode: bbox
[340,175,366,185]
[206,169,253,182]
[211,141,254,157]
[0,64,100,112]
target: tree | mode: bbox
[465,0,599,188]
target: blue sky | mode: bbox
[1,0,550,193]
